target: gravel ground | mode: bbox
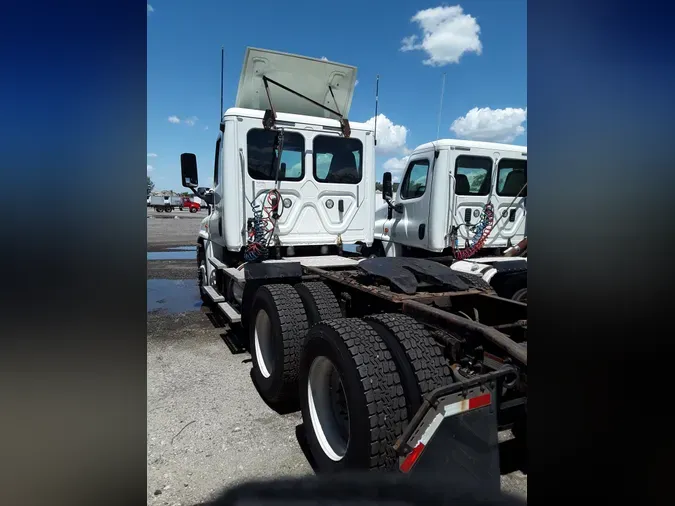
[146,208,527,505]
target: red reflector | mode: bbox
[400,443,425,473]
[468,392,491,410]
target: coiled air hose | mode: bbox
[452,202,495,260]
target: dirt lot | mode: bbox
[146,207,527,505]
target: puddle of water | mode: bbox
[147,251,196,260]
[166,246,197,251]
[147,279,202,313]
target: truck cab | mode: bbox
[180,48,374,297]
[374,139,527,256]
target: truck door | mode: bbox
[451,153,494,249]
[207,134,225,246]
[491,156,527,246]
[389,151,435,249]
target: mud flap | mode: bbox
[397,381,502,496]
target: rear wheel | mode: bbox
[249,284,309,404]
[364,314,453,420]
[299,318,407,472]
[294,282,342,326]
[511,287,527,303]
[155,207,163,213]
[190,207,198,213]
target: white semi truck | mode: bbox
[179,48,527,487]
[368,140,527,302]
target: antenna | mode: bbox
[374,75,379,146]
[220,46,224,122]
[436,72,446,140]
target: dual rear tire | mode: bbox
[248,281,453,473]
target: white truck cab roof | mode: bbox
[413,138,527,155]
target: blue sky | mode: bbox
[147,0,526,192]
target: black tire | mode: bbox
[299,318,407,472]
[511,287,527,303]
[364,314,453,420]
[249,284,309,404]
[165,206,173,212]
[190,207,198,213]
[197,246,209,304]
[179,207,183,211]
[294,282,343,326]
[155,207,163,213]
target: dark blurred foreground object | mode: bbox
[196,473,526,506]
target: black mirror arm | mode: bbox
[383,195,403,213]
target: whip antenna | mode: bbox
[220,46,224,121]
[436,72,446,140]
[374,75,379,146]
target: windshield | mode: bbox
[313,135,363,184]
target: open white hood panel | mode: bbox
[234,47,357,120]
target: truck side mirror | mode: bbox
[382,172,393,200]
[180,153,199,188]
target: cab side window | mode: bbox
[400,159,430,200]
[213,136,221,186]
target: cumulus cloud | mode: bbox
[401,5,482,66]
[364,114,408,154]
[320,56,328,61]
[168,115,180,124]
[355,80,359,86]
[147,4,154,15]
[450,107,527,143]
[184,116,199,126]
[147,153,157,158]
[383,157,408,172]
[382,156,409,181]
[147,164,154,172]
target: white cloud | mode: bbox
[382,156,409,181]
[401,5,482,66]
[355,80,359,86]
[450,107,527,143]
[147,4,154,15]
[383,157,408,172]
[184,116,198,126]
[147,164,154,172]
[147,153,157,157]
[320,56,328,61]
[168,115,180,124]
[364,114,408,154]
[204,126,209,131]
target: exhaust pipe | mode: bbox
[503,237,527,257]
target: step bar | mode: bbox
[200,285,242,324]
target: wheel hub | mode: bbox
[307,356,350,461]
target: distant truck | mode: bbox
[151,195,182,212]
[181,197,202,213]
[151,195,202,213]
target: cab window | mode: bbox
[497,159,527,197]
[247,129,304,181]
[455,155,492,196]
[313,136,363,184]
[400,159,430,200]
